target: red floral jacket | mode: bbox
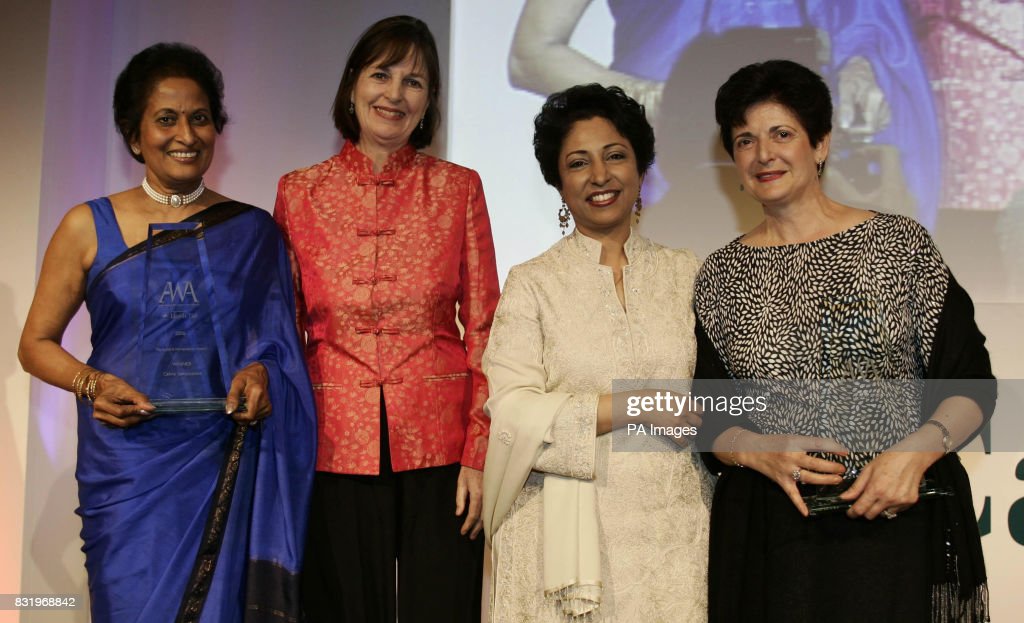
[274,141,499,474]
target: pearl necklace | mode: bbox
[142,177,205,208]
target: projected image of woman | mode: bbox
[482,84,712,622]
[17,43,316,622]
[273,15,499,623]
[695,60,993,622]
[509,0,940,234]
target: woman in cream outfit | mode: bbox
[482,84,712,622]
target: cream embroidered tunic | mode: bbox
[483,231,713,622]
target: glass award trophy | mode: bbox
[137,222,237,415]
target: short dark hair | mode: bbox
[715,59,832,159]
[113,42,228,163]
[331,15,441,149]
[533,84,655,189]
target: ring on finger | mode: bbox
[881,509,898,520]
[791,468,802,483]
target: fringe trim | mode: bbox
[545,583,602,621]
[931,581,989,622]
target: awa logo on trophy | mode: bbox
[136,223,240,414]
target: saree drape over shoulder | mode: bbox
[77,199,316,623]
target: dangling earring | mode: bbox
[816,159,825,178]
[131,145,141,156]
[419,116,425,131]
[558,200,571,235]
[738,182,744,192]
[633,193,643,225]
[348,101,355,114]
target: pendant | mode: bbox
[170,194,184,208]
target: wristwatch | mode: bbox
[924,420,952,454]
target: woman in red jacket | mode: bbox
[273,15,499,623]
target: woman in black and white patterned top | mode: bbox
[695,60,993,622]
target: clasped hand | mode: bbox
[736,433,848,517]
[838,448,939,520]
[739,432,939,519]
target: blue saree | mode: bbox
[78,199,315,622]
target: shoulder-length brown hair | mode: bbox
[331,15,441,149]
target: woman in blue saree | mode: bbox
[18,43,315,623]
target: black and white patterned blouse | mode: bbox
[693,213,983,470]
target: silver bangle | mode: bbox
[923,419,952,454]
[728,429,745,468]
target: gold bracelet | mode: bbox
[71,367,91,402]
[728,428,745,468]
[86,372,102,404]
[81,372,92,403]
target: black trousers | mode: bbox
[301,395,483,623]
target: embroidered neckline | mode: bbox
[338,140,417,176]
[565,228,650,264]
